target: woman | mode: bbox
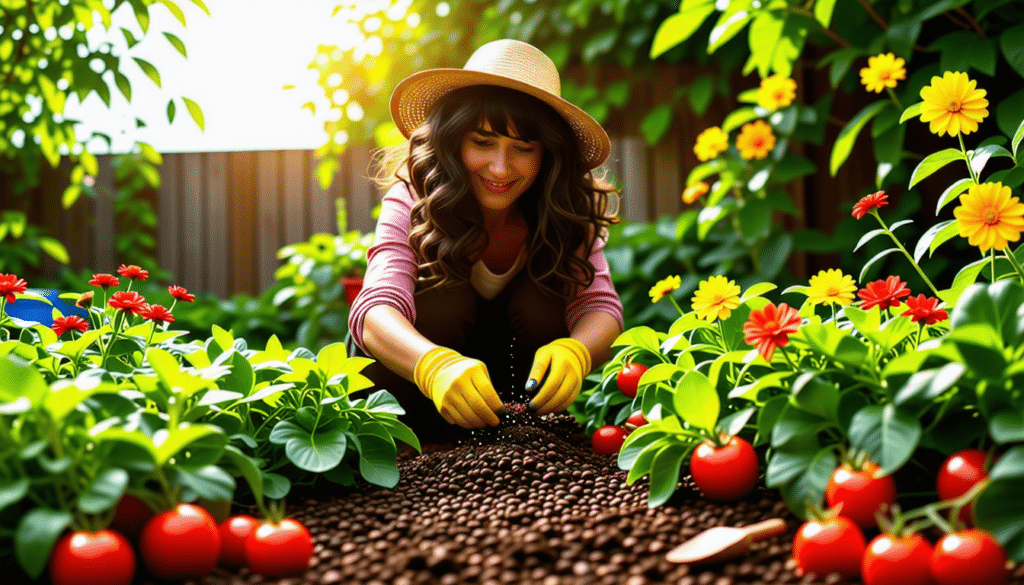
[348,39,623,442]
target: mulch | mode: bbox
[12,409,1024,584]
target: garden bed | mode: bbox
[139,413,1018,585]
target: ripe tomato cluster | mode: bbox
[590,363,652,455]
[48,501,314,585]
[792,449,1007,585]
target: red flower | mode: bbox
[108,291,147,315]
[901,294,949,325]
[0,273,28,303]
[857,276,911,311]
[52,315,89,336]
[140,304,174,324]
[852,190,889,220]
[743,302,802,362]
[117,264,149,281]
[89,273,120,289]
[168,285,195,303]
[75,291,94,309]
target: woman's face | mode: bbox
[459,119,543,216]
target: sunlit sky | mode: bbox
[66,0,351,153]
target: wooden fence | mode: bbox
[2,63,894,297]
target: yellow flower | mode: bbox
[682,181,710,205]
[694,126,729,162]
[757,75,797,112]
[735,120,776,160]
[650,275,682,303]
[953,182,1024,252]
[859,53,906,93]
[691,275,741,322]
[919,71,989,137]
[807,269,857,306]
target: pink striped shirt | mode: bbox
[348,182,623,353]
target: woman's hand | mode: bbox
[526,338,591,415]
[414,347,504,428]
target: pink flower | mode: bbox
[0,273,28,303]
[108,291,147,315]
[168,285,195,303]
[53,315,89,336]
[117,264,149,281]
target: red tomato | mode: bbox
[625,411,648,430]
[689,435,759,501]
[930,529,1008,585]
[792,515,865,577]
[218,515,261,568]
[245,518,314,577]
[937,449,988,525]
[616,362,648,398]
[110,494,154,540]
[140,503,221,580]
[825,461,897,528]
[862,533,933,585]
[591,425,629,455]
[49,529,135,585]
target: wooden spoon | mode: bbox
[665,518,788,565]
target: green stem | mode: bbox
[885,87,903,110]
[99,311,123,369]
[872,211,941,296]
[1003,247,1024,283]
[959,134,980,184]
[990,248,996,282]
[779,345,797,369]
[668,294,685,317]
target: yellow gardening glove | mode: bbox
[526,338,591,415]
[413,347,503,428]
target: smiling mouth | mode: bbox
[481,177,518,193]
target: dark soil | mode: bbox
[15,407,1024,584]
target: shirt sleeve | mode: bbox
[565,230,624,332]
[347,182,420,354]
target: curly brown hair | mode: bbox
[373,85,618,299]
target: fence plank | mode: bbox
[229,151,258,296]
[346,144,375,233]
[158,154,181,280]
[178,152,204,293]
[619,137,649,223]
[94,155,116,271]
[255,151,281,292]
[309,152,335,235]
[282,150,308,247]
[205,152,229,299]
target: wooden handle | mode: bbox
[742,518,788,541]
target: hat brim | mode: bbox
[390,68,611,170]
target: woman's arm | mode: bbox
[361,305,437,382]
[569,310,621,369]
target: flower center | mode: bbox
[763,320,777,330]
[880,72,890,81]
[947,99,963,114]
[983,208,999,225]
[774,90,785,101]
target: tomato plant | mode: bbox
[219,515,261,569]
[791,515,865,577]
[110,494,154,540]
[689,435,759,501]
[140,503,221,580]
[616,362,647,398]
[937,449,988,524]
[624,411,648,430]
[592,425,629,455]
[931,528,1008,585]
[825,461,897,529]
[245,518,314,577]
[861,532,933,585]
[49,529,136,585]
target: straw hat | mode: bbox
[390,39,611,170]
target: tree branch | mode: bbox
[955,7,985,37]
[856,0,889,31]
[789,7,852,48]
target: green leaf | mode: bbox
[688,74,714,115]
[77,468,128,514]
[859,248,902,283]
[892,363,966,407]
[672,370,719,433]
[900,102,923,124]
[0,355,48,406]
[935,178,973,214]
[722,107,760,133]
[991,409,1024,444]
[132,57,162,88]
[154,424,224,465]
[159,0,188,26]
[914,219,958,262]
[952,280,1024,347]
[269,419,346,473]
[708,3,753,54]
[650,1,716,59]
[182,96,205,131]
[910,148,968,188]
[171,465,235,501]
[830,101,889,176]
[848,404,922,474]
[971,144,1013,177]
[1000,22,1024,79]
[975,446,1024,561]
[640,103,674,146]
[0,478,29,514]
[647,442,689,507]
[618,426,664,471]
[163,32,187,57]
[777,447,837,519]
[356,433,399,488]
[166,99,176,123]
[853,228,887,253]
[15,508,72,579]
[791,373,839,422]
[813,0,837,27]
[939,256,987,306]
[626,438,665,485]
[1013,117,1024,160]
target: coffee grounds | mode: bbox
[13,410,1023,584]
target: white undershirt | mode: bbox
[470,249,527,300]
